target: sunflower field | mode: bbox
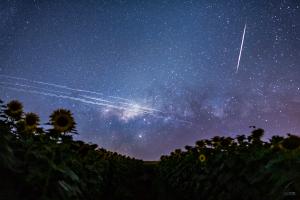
[158,129,300,200]
[0,99,300,200]
[0,100,144,200]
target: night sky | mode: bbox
[1,0,300,160]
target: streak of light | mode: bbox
[80,95,165,114]
[0,82,71,95]
[0,75,192,124]
[0,74,133,102]
[0,84,192,124]
[236,23,247,73]
[0,83,160,119]
[0,77,160,114]
[0,74,165,113]
[0,84,147,113]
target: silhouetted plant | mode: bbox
[158,129,300,200]
[0,99,144,200]
[5,100,23,121]
[50,109,76,134]
[1,99,299,200]
[281,134,300,150]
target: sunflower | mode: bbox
[251,128,264,141]
[196,140,206,148]
[5,100,23,120]
[199,154,206,162]
[281,135,300,150]
[212,136,221,148]
[24,112,40,131]
[50,109,76,133]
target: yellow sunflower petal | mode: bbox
[198,154,206,162]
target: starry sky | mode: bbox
[0,0,300,160]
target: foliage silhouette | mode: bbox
[0,100,144,200]
[158,128,300,200]
[0,99,299,200]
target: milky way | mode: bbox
[0,0,300,160]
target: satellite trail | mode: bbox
[0,74,192,124]
[236,23,247,73]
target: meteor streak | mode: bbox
[236,23,247,73]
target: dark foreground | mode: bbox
[0,100,300,200]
